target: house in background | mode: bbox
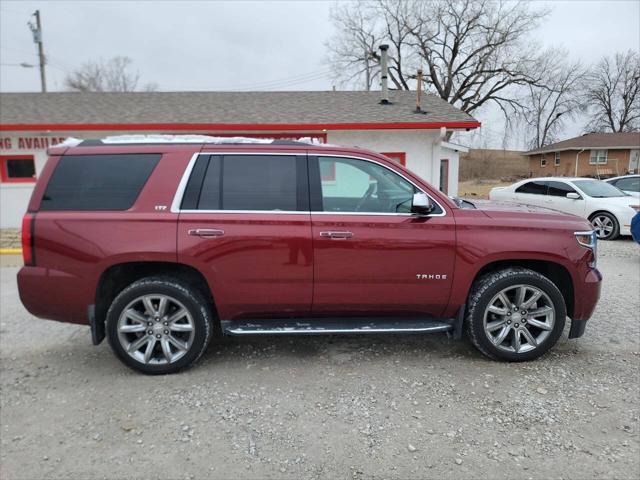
[0,91,478,228]
[524,132,640,178]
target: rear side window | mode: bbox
[183,154,300,211]
[40,154,160,211]
[515,181,547,195]
[546,181,577,197]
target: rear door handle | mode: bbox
[320,231,353,239]
[188,228,225,237]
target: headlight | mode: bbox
[574,230,597,268]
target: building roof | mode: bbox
[0,91,479,132]
[525,132,640,155]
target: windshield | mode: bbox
[573,180,627,198]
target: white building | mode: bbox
[0,91,478,228]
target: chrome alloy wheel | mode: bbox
[482,284,555,354]
[591,214,614,239]
[117,294,195,365]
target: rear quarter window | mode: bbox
[515,181,547,195]
[40,153,160,211]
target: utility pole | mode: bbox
[28,10,46,92]
[364,47,371,91]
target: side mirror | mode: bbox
[567,192,581,200]
[411,192,434,214]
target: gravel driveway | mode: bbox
[1,240,639,480]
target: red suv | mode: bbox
[18,137,602,374]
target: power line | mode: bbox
[0,46,74,73]
[242,75,332,91]
[0,46,39,58]
[0,6,33,16]
[157,68,332,92]
[235,68,332,87]
[234,71,332,91]
[0,62,34,67]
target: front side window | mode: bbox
[0,155,36,183]
[319,160,336,182]
[614,177,640,192]
[546,181,577,197]
[589,149,608,165]
[41,154,160,211]
[573,180,626,198]
[515,181,547,195]
[317,156,433,214]
[191,155,298,211]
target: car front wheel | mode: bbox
[590,211,619,240]
[106,277,213,374]
[466,268,566,362]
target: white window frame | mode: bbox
[589,149,608,165]
[554,152,561,166]
[540,154,547,167]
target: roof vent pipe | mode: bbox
[415,68,423,113]
[379,44,390,105]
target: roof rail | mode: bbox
[54,134,328,147]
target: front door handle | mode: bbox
[320,231,353,239]
[188,228,225,238]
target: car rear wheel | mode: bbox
[106,277,213,374]
[466,268,566,362]
[590,212,619,240]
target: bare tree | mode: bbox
[518,51,586,149]
[327,0,550,119]
[327,1,383,90]
[65,56,157,92]
[583,50,640,133]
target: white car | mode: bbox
[605,174,640,199]
[489,177,640,240]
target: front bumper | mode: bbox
[569,268,603,338]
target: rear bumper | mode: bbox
[18,266,90,325]
[569,268,602,338]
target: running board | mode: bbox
[221,318,454,336]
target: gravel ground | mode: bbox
[0,230,20,250]
[1,240,639,480]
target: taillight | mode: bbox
[21,213,35,266]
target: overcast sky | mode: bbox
[1,0,638,148]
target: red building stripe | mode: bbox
[0,121,481,132]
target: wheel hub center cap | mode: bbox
[511,312,523,323]
[152,323,165,335]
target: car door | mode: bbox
[177,153,313,321]
[309,155,456,317]
[513,180,548,207]
[544,180,586,217]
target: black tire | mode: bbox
[466,268,566,362]
[106,276,213,374]
[589,211,620,240]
